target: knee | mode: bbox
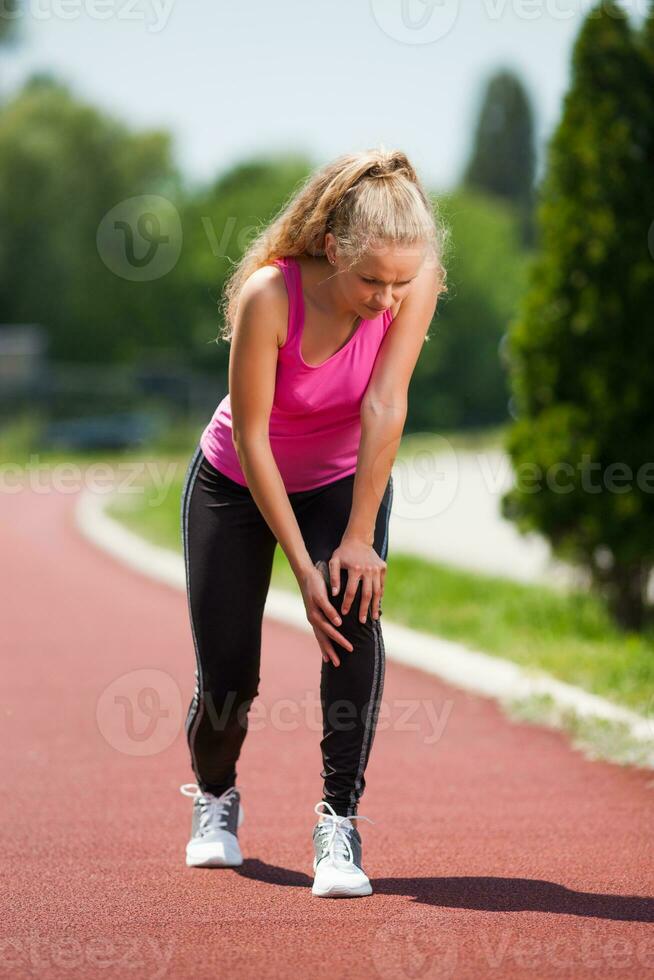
[315,559,384,639]
[198,686,259,727]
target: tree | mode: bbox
[0,75,189,362]
[463,68,537,247]
[641,3,654,163]
[0,0,21,46]
[501,2,654,630]
[176,153,313,370]
[0,0,23,102]
[407,187,529,432]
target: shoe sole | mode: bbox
[186,849,243,868]
[311,856,373,898]
[185,803,244,868]
[311,881,373,898]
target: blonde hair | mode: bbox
[217,145,449,343]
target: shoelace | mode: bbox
[313,800,374,868]
[180,782,243,836]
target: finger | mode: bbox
[316,628,341,667]
[340,570,362,616]
[309,604,354,653]
[317,594,343,629]
[325,644,340,667]
[358,575,374,623]
[371,570,382,620]
[315,611,353,652]
[370,570,381,619]
[328,557,342,597]
[322,620,353,652]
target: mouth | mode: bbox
[366,304,387,314]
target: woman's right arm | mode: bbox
[228,268,353,665]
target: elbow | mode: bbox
[361,395,407,421]
[232,436,254,470]
[232,429,270,458]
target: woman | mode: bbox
[179,147,448,899]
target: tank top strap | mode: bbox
[271,256,303,354]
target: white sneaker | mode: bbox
[311,800,374,898]
[179,783,245,867]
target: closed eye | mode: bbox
[361,276,414,286]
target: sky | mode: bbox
[1,0,648,193]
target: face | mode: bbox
[325,234,427,316]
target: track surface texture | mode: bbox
[2,481,654,980]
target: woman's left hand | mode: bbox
[328,537,387,624]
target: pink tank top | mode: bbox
[200,255,394,492]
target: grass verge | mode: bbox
[105,459,654,723]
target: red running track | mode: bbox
[2,478,654,980]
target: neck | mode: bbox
[310,256,359,322]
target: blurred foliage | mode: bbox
[502,2,654,630]
[408,187,529,432]
[0,75,188,362]
[463,68,537,247]
[0,73,531,433]
[177,154,311,372]
[0,0,21,46]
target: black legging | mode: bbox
[180,444,393,818]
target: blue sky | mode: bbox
[1,0,645,193]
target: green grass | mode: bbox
[106,455,654,719]
[500,693,654,769]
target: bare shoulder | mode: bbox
[235,262,289,349]
[228,264,289,441]
[389,256,439,322]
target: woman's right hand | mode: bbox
[298,561,353,667]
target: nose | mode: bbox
[374,285,393,307]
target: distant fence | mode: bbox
[1,359,222,418]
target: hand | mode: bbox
[298,562,354,668]
[328,537,386,624]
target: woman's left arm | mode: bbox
[328,259,441,622]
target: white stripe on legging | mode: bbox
[348,479,392,813]
[181,444,206,782]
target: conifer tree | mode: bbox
[463,68,536,245]
[502,2,654,630]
